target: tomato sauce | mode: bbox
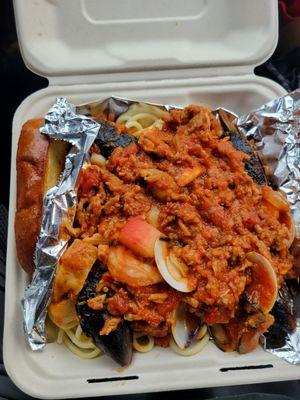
[73,105,294,341]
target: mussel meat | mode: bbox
[76,264,133,366]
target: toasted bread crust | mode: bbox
[15,118,48,275]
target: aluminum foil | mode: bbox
[236,89,300,365]
[22,98,100,350]
[237,89,300,238]
[77,96,177,117]
[22,93,300,364]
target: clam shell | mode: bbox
[171,303,204,349]
[154,239,191,293]
[245,252,278,313]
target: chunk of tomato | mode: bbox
[119,216,162,258]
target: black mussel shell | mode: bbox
[229,131,268,185]
[264,281,297,349]
[94,122,137,158]
[217,109,267,185]
[76,265,133,366]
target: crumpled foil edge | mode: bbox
[22,98,100,350]
[237,89,300,365]
[22,93,300,364]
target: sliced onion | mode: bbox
[90,152,106,167]
[154,239,191,292]
[170,333,209,356]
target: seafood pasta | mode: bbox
[16,103,296,366]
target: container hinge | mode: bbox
[48,65,255,87]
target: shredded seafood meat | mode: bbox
[51,105,294,353]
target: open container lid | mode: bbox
[14,0,278,80]
[7,2,298,399]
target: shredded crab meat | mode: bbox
[87,294,106,311]
[99,317,122,336]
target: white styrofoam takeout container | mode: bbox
[4,0,299,398]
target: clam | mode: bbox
[170,334,209,356]
[170,303,209,356]
[238,312,275,354]
[238,330,261,354]
[76,265,133,366]
[245,252,278,314]
[211,312,276,354]
[210,323,237,352]
[171,303,200,348]
[154,239,191,293]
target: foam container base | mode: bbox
[5,76,300,399]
